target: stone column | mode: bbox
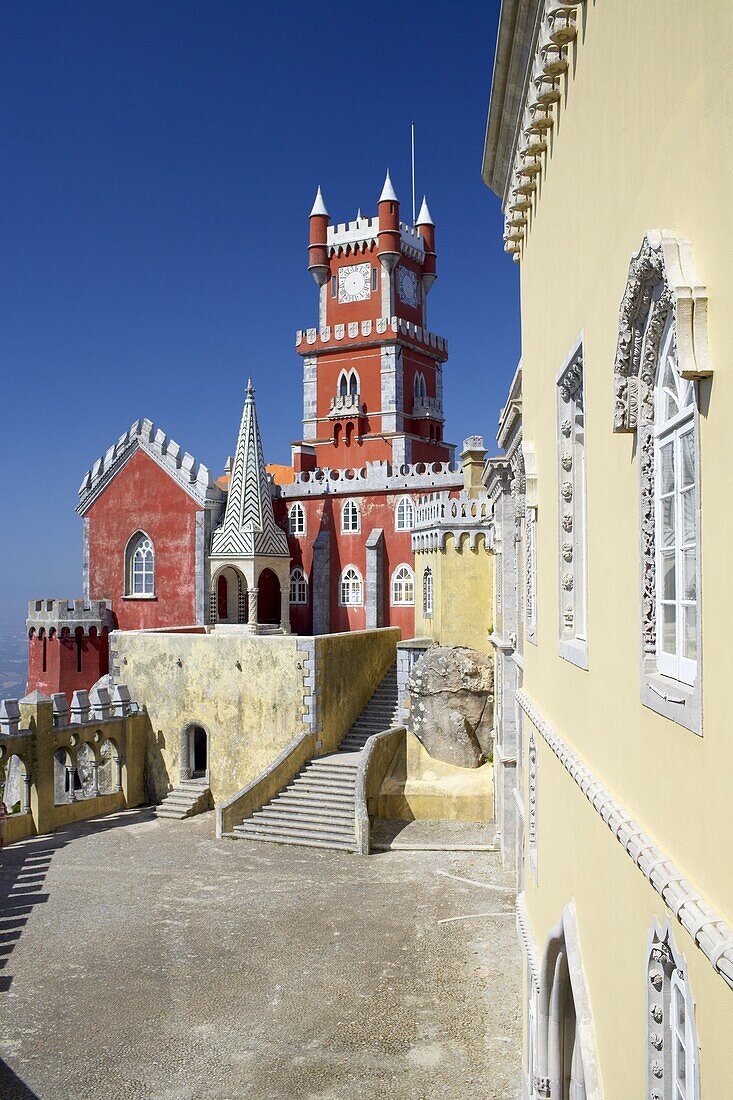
[248,587,259,631]
[66,765,76,803]
[180,731,192,782]
[90,761,99,798]
[113,757,122,793]
[21,774,31,814]
[279,576,291,634]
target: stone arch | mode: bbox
[209,565,247,625]
[54,747,76,805]
[535,902,602,1100]
[1,753,31,815]
[613,231,711,434]
[99,736,123,794]
[257,567,281,625]
[180,721,210,782]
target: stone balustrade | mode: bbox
[412,490,493,552]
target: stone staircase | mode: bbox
[231,663,400,851]
[155,778,212,820]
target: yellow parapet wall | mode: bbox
[377,730,493,822]
[414,535,492,655]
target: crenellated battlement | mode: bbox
[279,459,462,500]
[324,216,425,262]
[412,490,492,552]
[295,315,447,358]
[77,418,225,515]
[27,599,115,635]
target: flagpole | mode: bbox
[411,122,416,225]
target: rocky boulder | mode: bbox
[408,646,494,769]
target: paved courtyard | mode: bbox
[0,809,520,1100]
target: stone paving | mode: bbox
[0,809,520,1100]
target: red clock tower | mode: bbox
[293,171,452,472]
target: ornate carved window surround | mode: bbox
[614,231,711,735]
[556,338,588,670]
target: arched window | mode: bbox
[654,321,698,685]
[423,568,434,617]
[391,565,415,606]
[339,566,363,606]
[289,503,306,536]
[646,922,700,1100]
[349,370,358,397]
[289,568,308,605]
[339,371,348,398]
[395,495,415,531]
[413,372,427,403]
[341,499,360,533]
[126,532,155,596]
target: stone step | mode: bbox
[231,827,354,852]
[285,779,356,794]
[253,808,355,831]
[236,819,355,845]
[272,792,355,811]
[303,763,359,776]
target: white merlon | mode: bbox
[411,491,492,552]
[327,217,379,252]
[77,418,225,515]
[310,185,329,218]
[279,459,463,500]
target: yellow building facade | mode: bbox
[484,2,733,1098]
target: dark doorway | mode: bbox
[258,569,281,625]
[217,574,228,620]
[192,727,207,777]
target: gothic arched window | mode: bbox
[125,532,155,596]
[289,568,308,605]
[391,565,415,606]
[341,499,360,533]
[654,321,698,685]
[288,503,306,536]
[339,566,363,606]
[395,495,415,532]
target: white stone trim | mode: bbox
[516,891,541,993]
[517,689,733,990]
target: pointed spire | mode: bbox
[310,186,329,218]
[356,208,362,221]
[379,169,399,204]
[210,379,289,559]
[416,195,434,226]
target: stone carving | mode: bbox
[562,542,573,562]
[562,572,574,591]
[613,231,711,434]
[650,1032,663,1051]
[561,453,572,471]
[560,418,572,437]
[561,481,573,502]
[407,646,494,769]
[562,513,573,532]
[639,428,657,657]
[650,1003,663,1024]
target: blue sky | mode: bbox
[0,0,518,631]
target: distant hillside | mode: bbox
[0,622,27,702]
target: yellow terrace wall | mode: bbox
[414,535,492,654]
[513,0,733,1094]
[113,627,399,805]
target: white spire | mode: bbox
[379,169,399,204]
[416,195,434,227]
[309,185,329,218]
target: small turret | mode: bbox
[308,186,330,288]
[416,195,437,294]
[377,170,400,277]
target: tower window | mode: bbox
[372,267,378,292]
[125,531,155,597]
[289,503,306,536]
[395,496,415,532]
[331,275,337,298]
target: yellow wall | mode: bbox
[414,535,493,654]
[378,730,493,822]
[114,627,399,805]
[509,1,733,1094]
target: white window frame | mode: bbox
[125,531,155,598]
[423,567,434,618]
[391,564,415,607]
[341,498,361,534]
[646,922,700,1100]
[288,503,306,536]
[653,324,698,687]
[289,567,308,605]
[670,968,698,1100]
[395,495,415,532]
[339,566,363,606]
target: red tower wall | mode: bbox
[87,449,200,630]
[27,627,109,703]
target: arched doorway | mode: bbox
[211,566,247,624]
[258,568,281,625]
[191,726,207,779]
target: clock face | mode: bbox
[338,263,372,303]
[398,265,419,308]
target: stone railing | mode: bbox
[0,686,147,844]
[354,726,406,855]
[411,491,492,552]
[27,598,115,635]
[280,459,462,500]
[329,393,364,418]
[295,316,447,357]
[412,395,443,418]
